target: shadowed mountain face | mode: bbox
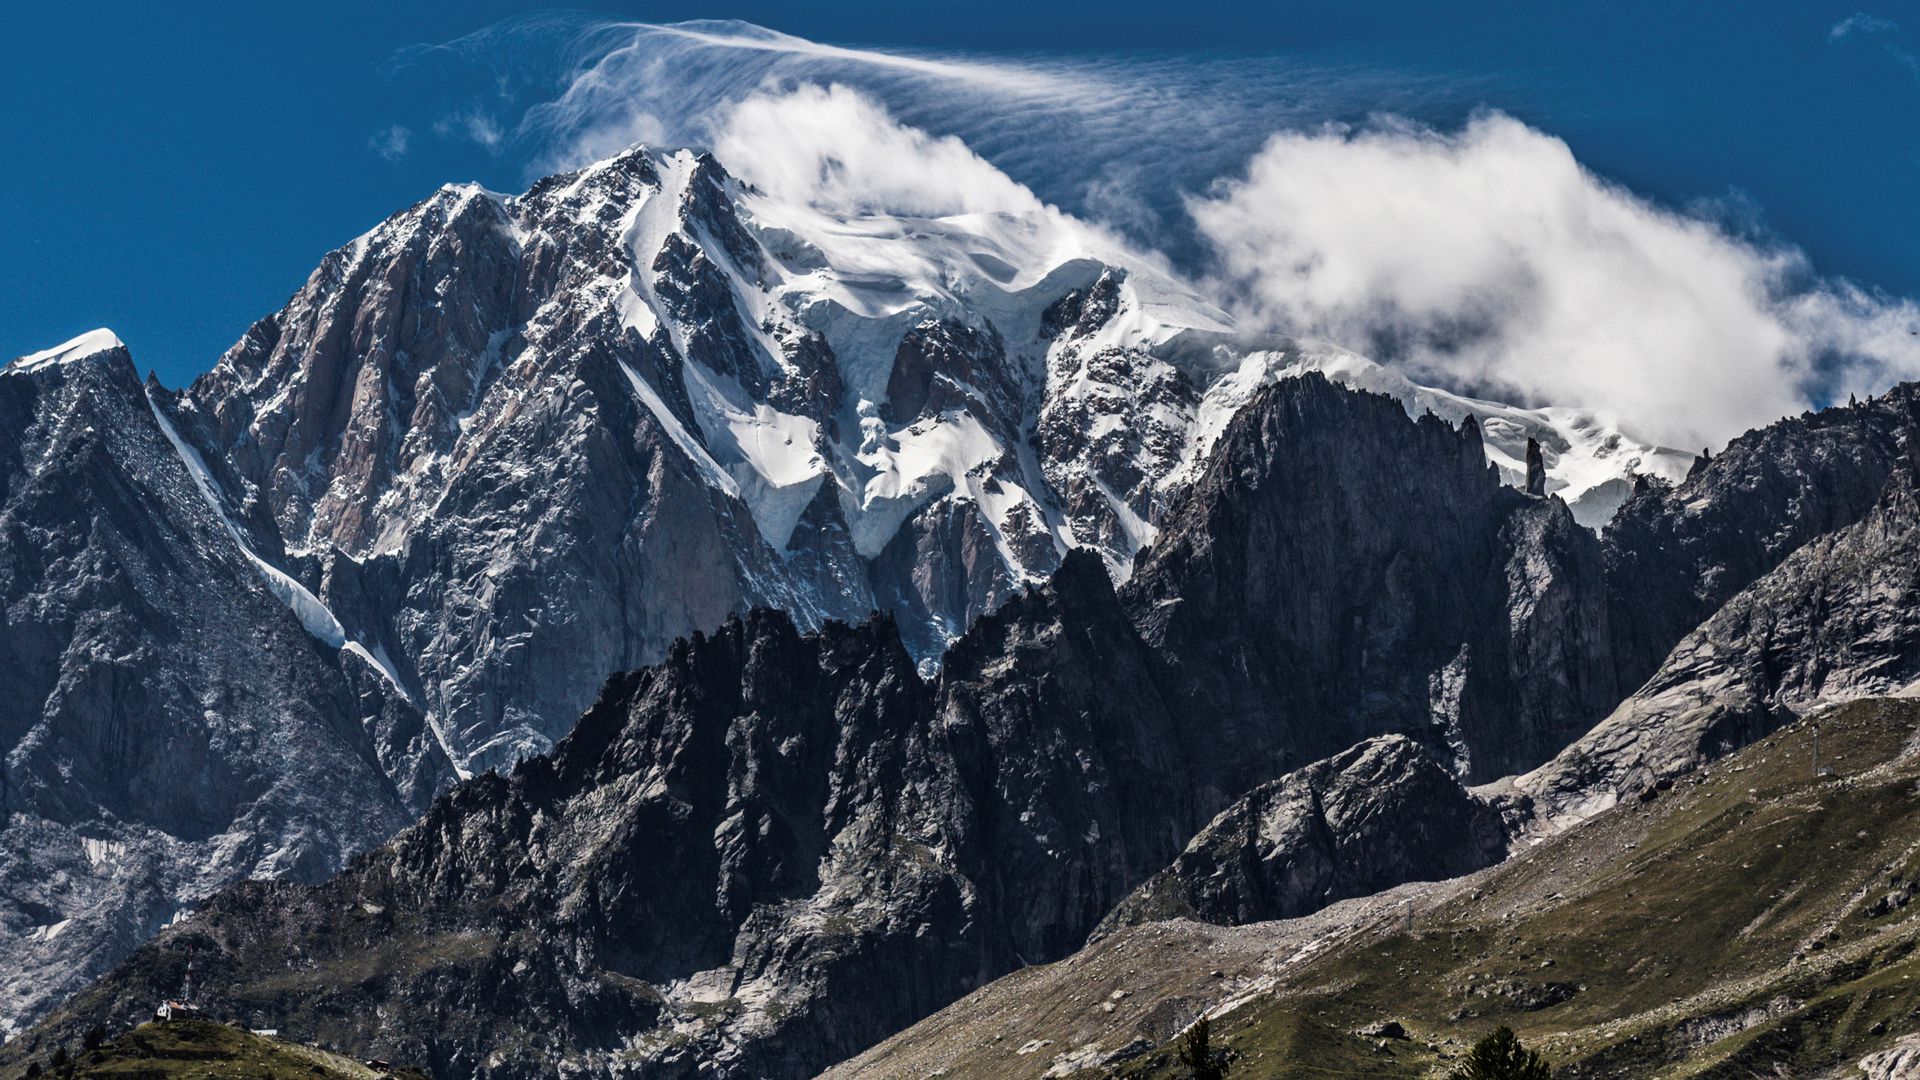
[8,371,1842,1079]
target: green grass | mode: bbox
[1114,697,1920,1078]
[4,1019,429,1080]
[1109,1012,1433,1080]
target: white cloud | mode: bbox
[436,108,505,153]
[367,124,413,162]
[713,84,1047,218]
[1830,12,1897,42]
[1829,12,1920,78]
[1187,113,1920,450]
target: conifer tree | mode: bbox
[1450,1026,1551,1080]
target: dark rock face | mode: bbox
[884,319,1017,431]
[1600,390,1914,696]
[1128,376,1617,783]
[21,586,1176,1079]
[1525,442,1920,821]
[0,345,444,1036]
[1525,436,1547,497]
[1097,736,1507,933]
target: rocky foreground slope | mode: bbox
[830,696,1920,1079]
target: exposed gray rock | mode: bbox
[1601,390,1915,696]
[1097,736,1507,933]
[1521,419,1920,825]
[1128,375,1618,783]
[9,377,1638,1077]
[0,340,446,1037]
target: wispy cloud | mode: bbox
[367,124,413,162]
[390,16,1487,255]
[1829,12,1920,79]
[1830,12,1897,42]
[435,108,505,153]
[1187,114,1920,449]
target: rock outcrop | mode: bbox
[1097,736,1507,933]
[1521,435,1920,825]
[1129,375,1617,783]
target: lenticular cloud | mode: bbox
[391,16,1920,451]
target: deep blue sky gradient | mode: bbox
[4,1,1917,388]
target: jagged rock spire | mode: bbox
[1525,437,1547,497]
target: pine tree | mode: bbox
[1178,1015,1229,1080]
[1449,1026,1551,1080]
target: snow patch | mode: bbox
[1184,347,1693,530]
[9,328,125,375]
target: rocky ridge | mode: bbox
[0,336,446,1037]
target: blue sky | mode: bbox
[4,1,1918,392]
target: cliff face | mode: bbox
[1600,391,1915,695]
[1097,735,1509,933]
[1523,432,1920,825]
[1129,375,1616,784]
[0,338,444,1037]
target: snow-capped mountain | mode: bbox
[21,371,1915,1080]
[169,142,1689,774]
[0,141,1687,1038]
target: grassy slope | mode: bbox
[1115,696,1920,1079]
[3,1020,428,1080]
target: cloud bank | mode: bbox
[386,17,1920,451]
[1188,114,1920,448]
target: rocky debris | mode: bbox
[1359,1020,1409,1040]
[0,340,443,1037]
[1097,737,1506,933]
[1860,1032,1920,1080]
[1468,977,1580,1011]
